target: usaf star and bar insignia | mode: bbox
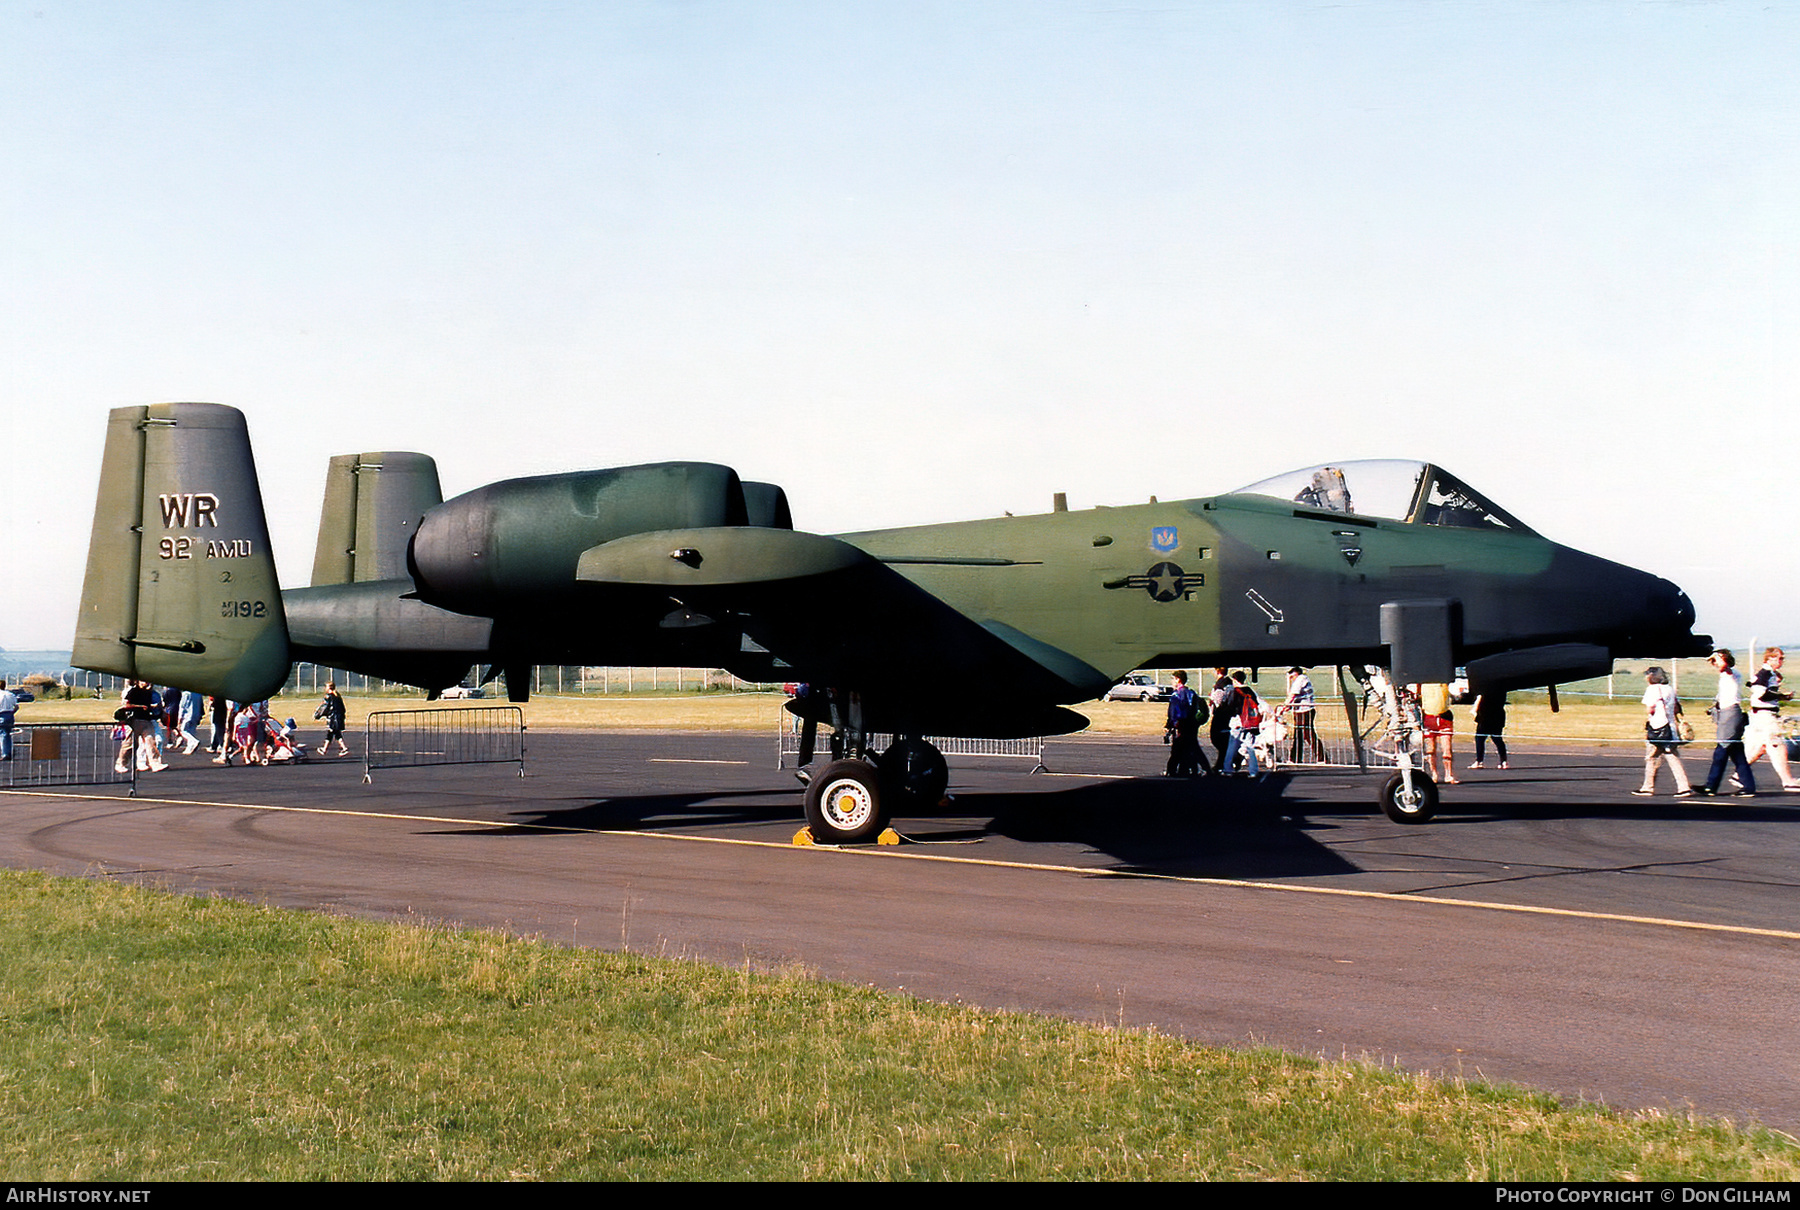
[1137,561,1202,602]
[1097,526,1205,601]
[1105,559,1204,602]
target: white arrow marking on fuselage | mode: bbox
[1245,589,1285,622]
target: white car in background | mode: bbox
[1103,673,1171,703]
[440,684,486,699]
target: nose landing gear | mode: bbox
[1362,666,1440,824]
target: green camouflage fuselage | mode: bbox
[76,405,1701,742]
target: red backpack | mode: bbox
[1239,691,1263,730]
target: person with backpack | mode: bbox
[1223,671,1265,776]
[1208,668,1235,773]
[113,680,166,774]
[1163,670,1211,776]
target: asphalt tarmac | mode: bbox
[3,730,1797,1131]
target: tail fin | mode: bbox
[310,452,443,586]
[73,403,291,701]
[741,481,794,529]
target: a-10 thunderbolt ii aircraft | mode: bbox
[74,403,1707,840]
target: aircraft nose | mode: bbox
[1633,574,1702,653]
[1656,577,1696,632]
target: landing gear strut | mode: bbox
[1362,666,1439,824]
[797,688,884,844]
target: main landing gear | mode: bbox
[795,698,948,844]
[801,737,950,844]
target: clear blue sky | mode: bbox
[4,1,1795,651]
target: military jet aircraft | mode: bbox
[74,403,1707,839]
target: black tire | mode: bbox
[1380,771,1438,824]
[804,759,888,844]
[878,737,950,808]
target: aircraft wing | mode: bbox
[575,527,1102,738]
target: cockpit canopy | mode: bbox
[1230,460,1535,534]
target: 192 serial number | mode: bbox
[220,600,268,618]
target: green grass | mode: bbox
[2,869,1793,1181]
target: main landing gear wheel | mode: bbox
[804,759,889,844]
[877,737,949,809]
[1380,771,1438,824]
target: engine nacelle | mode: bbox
[408,462,748,609]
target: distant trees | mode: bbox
[20,673,64,700]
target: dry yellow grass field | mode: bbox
[22,685,1691,748]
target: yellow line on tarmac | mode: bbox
[6,788,1798,943]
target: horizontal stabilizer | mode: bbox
[73,403,290,701]
[285,579,494,652]
[284,579,492,692]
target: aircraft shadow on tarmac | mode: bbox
[434,787,805,836]
[954,773,1372,880]
[465,773,1371,882]
[421,763,1796,881]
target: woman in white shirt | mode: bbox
[1634,666,1692,797]
[1699,649,1756,797]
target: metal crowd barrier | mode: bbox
[0,723,139,793]
[363,706,526,783]
[776,719,1046,772]
[1258,704,1414,771]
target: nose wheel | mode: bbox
[1381,769,1438,823]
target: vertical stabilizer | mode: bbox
[742,481,794,529]
[310,451,442,586]
[73,403,291,701]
